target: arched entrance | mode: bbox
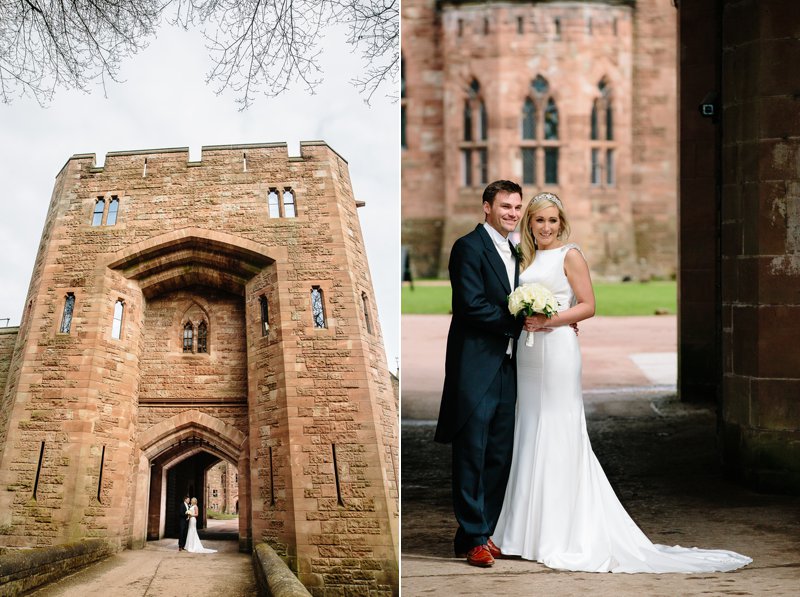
[136,411,251,551]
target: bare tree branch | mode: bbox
[0,0,398,107]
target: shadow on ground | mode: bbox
[402,395,800,595]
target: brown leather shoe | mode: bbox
[466,545,495,567]
[487,538,502,559]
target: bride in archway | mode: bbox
[185,497,217,554]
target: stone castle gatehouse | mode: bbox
[0,142,398,592]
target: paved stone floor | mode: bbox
[402,399,800,596]
[30,519,255,597]
[401,315,800,596]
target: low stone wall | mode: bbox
[0,538,113,596]
[252,543,311,597]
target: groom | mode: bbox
[435,180,524,567]
[178,495,191,551]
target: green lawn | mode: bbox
[206,510,238,520]
[402,281,677,316]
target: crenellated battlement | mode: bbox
[59,140,347,177]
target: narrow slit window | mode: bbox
[591,100,599,140]
[183,321,194,353]
[311,287,326,329]
[106,196,119,226]
[97,446,105,503]
[362,292,373,334]
[111,299,124,339]
[60,293,75,333]
[606,100,614,140]
[143,157,148,177]
[92,198,105,226]
[283,189,296,218]
[33,442,45,500]
[197,321,208,353]
[483,18,489,35]
[269,446,276,506]
[260,295,269,336]
[332,444,344,507]
[517,16,524,34]
[243,152,247,172]
[267,190,280,218]
[479,101,488,141]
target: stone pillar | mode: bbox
[679,0,723,404]
[717,0,800,492]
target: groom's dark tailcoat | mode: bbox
[435,224,522,553]
[177,501,189,548]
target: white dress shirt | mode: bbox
[483,222,516,355]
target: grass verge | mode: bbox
[402,281,676,316]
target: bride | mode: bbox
[184,497,217,554]
[490,192,751,573]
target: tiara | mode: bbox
[534,192,563,210]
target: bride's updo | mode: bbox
[519,192,571,270]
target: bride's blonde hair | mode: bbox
[519,192,571,270]
[191,497,198,505]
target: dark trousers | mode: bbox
[451,357,516,554]
[178,519,188,548]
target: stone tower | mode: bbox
[0,142,398,593]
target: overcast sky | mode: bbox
[0,23,399,371]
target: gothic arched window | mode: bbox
[590,78,616,187]
[106,196,119,226]
[91,195,120,226]
[111,299,124,340]
[260,295,269,336]
[460,78,488,187]
[267,189,280,218]
[520,76,560,186]
[92,199,105,226]
[267,187,297,218]
[311,287,326,329]
[282,188,296,218]
[60,293,75,334]
[361,292,373,335]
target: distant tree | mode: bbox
[0,0,398,108]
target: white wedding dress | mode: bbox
[184,506,217,554]
[491,244,751,573]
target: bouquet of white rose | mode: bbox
[508,283,559,347]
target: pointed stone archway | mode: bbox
[132,411,251,551]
